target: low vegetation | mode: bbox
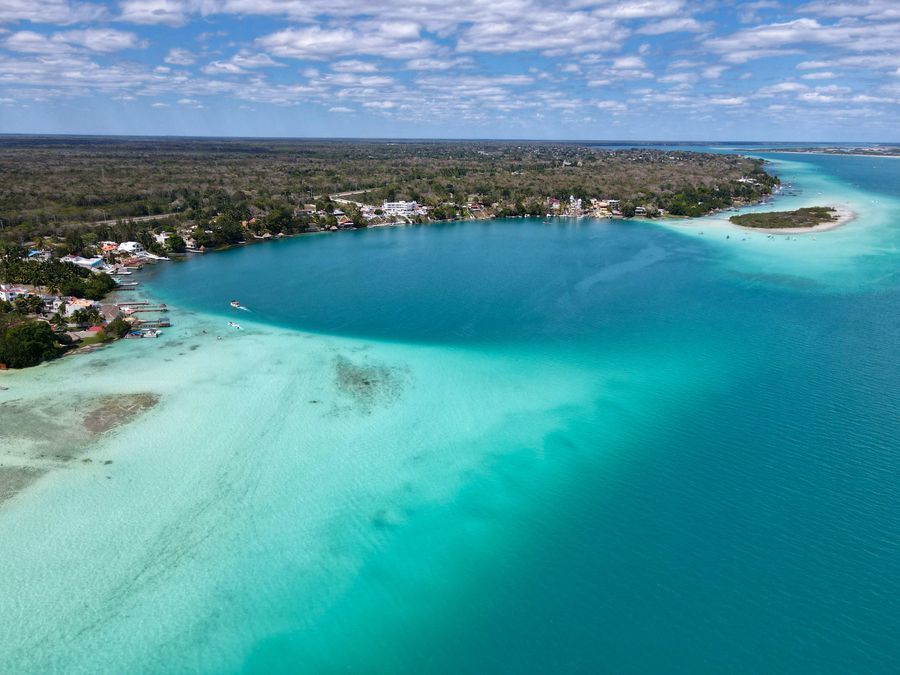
[729,206,836,229]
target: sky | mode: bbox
[0,0,898,140]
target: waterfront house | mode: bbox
[0,284,31,303]
[60,255,106,271]
[63,297,99,317]
[100,304,124,323]
[382,200,419,216]
[117,241,145,254]
[41,295,64,314]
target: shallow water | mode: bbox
[0,149,898,673]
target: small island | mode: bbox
[729,206,853,233]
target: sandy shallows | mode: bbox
[0,392,159,506]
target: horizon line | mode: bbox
[0,132,896,145]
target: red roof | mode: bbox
[88,326,103,332]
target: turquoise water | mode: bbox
[1,150,899,672]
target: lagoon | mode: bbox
[0,150,899,672]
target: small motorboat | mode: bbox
[228,321,242,330]
[230,300,241,308]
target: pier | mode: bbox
[127,306,168,313]
[117,302,168,313]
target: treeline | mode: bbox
[0,250,116,299]
[0,311,70,368]
[0,138,778,246]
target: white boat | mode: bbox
[141,329,160,338]
[228,322,242,330]
[230,300,241,308]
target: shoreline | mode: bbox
[1,195,776,373]
[732,204,856,235]
[760,150,900,160]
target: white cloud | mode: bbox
[256,22,435,60]
[3,29,143,54]
[177,97,204,107]
[457,11,624,55]
[798,91,837,103]
[800,54,900,71]
[164,47,195,65]
[658,72,698,85]
[637,17,706,34]
[202,50,281,75]
[119,0,188,26]
[151,101,169,107]
[415,74,534,95]
[707,17,900,58]
[612,56,645,69]
[331,60,378,73]
[722,48,803,64]
[404,57,472,71]
[595,99,627,113]
[0,0,895,133]
[58,29,145,52]
[0,0,107,24]
[702,65,728,79]
[586,0,684,19]
[801,71,836,79]
[363,100,397,110]
[800,0,900,21]
[762,82,810,94]
[3,31,72,55]
[583,55,653,83]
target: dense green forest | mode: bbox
[0,137,778,248]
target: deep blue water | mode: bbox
[146,153,900,672]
